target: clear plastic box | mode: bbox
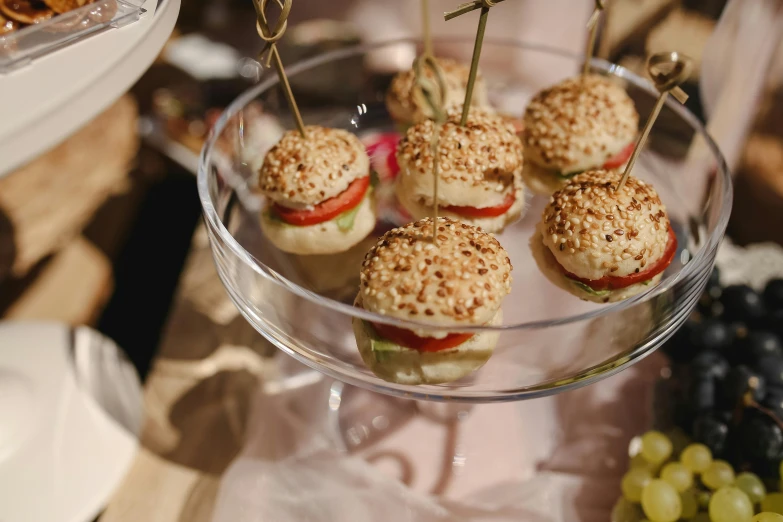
[0,0,145,73]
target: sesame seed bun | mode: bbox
[395,109,524,227]
[395,180,526,234]
[538,170,672,281]
[260,194,376,255]
[352,298,501,385]
[359,217,512,328]
[523,74,638,176]
[258,126,370,208]
[385,57,490,126]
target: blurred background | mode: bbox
[3,0,783,520]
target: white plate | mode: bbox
[0,0,180,177]
[0,321,142,522]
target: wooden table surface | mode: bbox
[100,225,277,522]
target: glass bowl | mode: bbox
[197,38,731,403]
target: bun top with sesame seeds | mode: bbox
[396,108,523,208]
[385,57,490,125]
[359,217,512,327]
[258,126,370,208]
[538,170,672,280]
[523,74,639,175]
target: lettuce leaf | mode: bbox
[565,277,654,296]
[362,321,403,362]
[556,170,585,180]
[567,278,611,297]
[335,202,363,232]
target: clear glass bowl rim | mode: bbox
[196,37,733,335]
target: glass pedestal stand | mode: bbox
[198,38,731,518]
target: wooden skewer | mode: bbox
[414,55,448,244]
[444,0,503,21]
[444,0,502,126]
[252,0,307,139]
[583,0,606,76]
[617,51,693,191]
[422,0,433,58]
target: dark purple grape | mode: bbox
[693,414,729,454]
[754,356,783,388]
[698,297,717,319]
[705,283,724,303]
[748,459,782,482]
[692,320,733,352]
[738,414,783,461]
[744,332,783,363]
[699,283,724,318]
[707,300,725,319]
[721,285,767,325]
[730,322,750,341]
[764,310,783,340]
[764,279,783,311]
[673,402,695,433]
[723,323,750,364]
[692,350,730,380]
[762,386,783,419]
[664,321,701,363]
[720,365,766,409]
[715,409,734,424]
[688,374,717,411]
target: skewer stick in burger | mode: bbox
[258,126,377,255]
[531,170,677,303]
[353,217,512,385]
[386,57,491,130]
[522,74,639,195]
[395,108,525,234]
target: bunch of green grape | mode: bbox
[613,430,783,522]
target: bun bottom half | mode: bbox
[521,160,568,195]
[352,302,502,385]
[530,231,663,304]
[521,159,629,196]
[260,195,376,255]
[395,181,526,234]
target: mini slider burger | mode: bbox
[386,57,490,130]
[522,74,639,195]
[353,217,513,385]
[259,126,377,255]
[395,108,525,233]
[531,170,677,303]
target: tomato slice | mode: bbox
[602,142,635,169]
[272,176,370,227]
[370,322,474,352]
[557,227,678,291]
[442,192,516,218]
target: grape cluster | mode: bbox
[614,432,783,521]
[661,271,783,476]
[612,271,783,521]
